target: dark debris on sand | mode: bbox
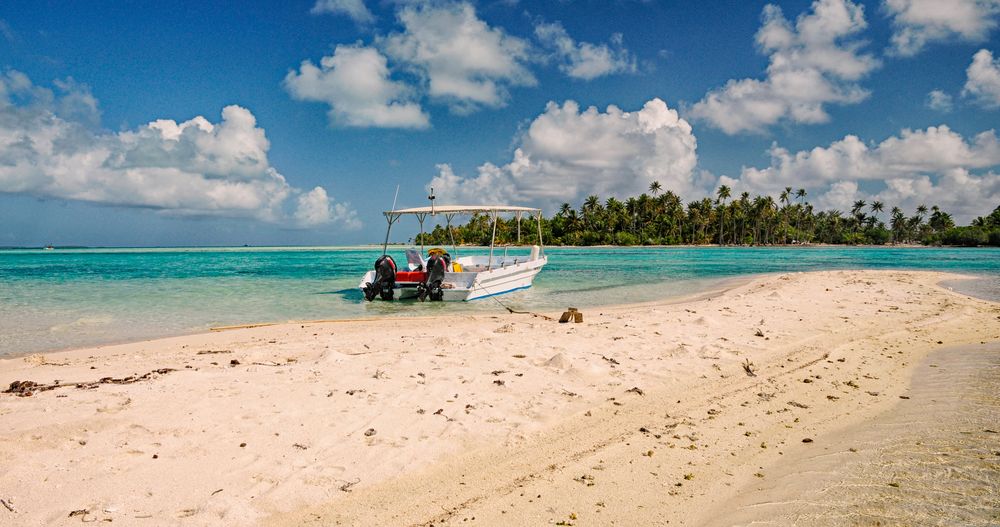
[3,369,176,397]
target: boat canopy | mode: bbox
[383,205,540,217]
[379,204,545,257]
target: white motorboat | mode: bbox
[359,204,548,302]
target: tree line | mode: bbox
[415,183,1000,247]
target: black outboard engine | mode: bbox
[363,255,397,301]
[417,253,447,301]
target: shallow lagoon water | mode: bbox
[1,246,998,355]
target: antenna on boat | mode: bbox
[428,187,436,215]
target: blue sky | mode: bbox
[1,0,999,246]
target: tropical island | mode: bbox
[417,184,1000,247]
[2,0,999,525]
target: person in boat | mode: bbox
[427,247,462,272]
[427,247,448,264]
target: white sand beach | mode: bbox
[1,270,997,526]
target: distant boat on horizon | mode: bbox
[43,245,54,250]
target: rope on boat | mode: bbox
[472,282,556,321]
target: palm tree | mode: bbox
[750,196,765,244]
[762,196,777,244]
[625,197,638,234]
[738,191,750,244]
[605,197,626,242]
[582,195,602,229]
[649,181,662,196]
[777,187,794,243]
[687,202,701,243]
[929,205,954,232]
[870,200,883,217]
[869,201,884,230]
[913,204,929,241]
[850,200,867,234]
[791,188,807,242]
[890,206,904,243]
[636,194,651,235]
[669,194,686,242]
[816,210,843,243]
[851,200,866,216]
[716,185,731,245]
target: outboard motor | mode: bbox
[363,255,397,301]
[417,253,447,301]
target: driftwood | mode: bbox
[3,369,176,397]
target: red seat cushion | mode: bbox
[395,271,427,283]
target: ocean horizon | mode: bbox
[2,245,999,356]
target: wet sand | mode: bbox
[703,341,1000,526]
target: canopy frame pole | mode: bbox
[516,212,522,245]
[488,211,498,270]
[416,213,427,253]
[381,212,401,256]
[536,211,545,255]
[445,213,458,259]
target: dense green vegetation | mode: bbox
[415,184,1000,247]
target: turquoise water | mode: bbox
[1,246,998,356]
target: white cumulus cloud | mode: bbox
[883,0,1000,56]
[295,186,361,228]
[381,1,535,113]
[963,48,1000,108]
[534,22,636,80]
[689,0,879,135]
[310,0,375,24]
[428,98,698,209]
[926,89,954,111]
[723,124,1000,222]
[284,44,429,129]
[0,71,358,228]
